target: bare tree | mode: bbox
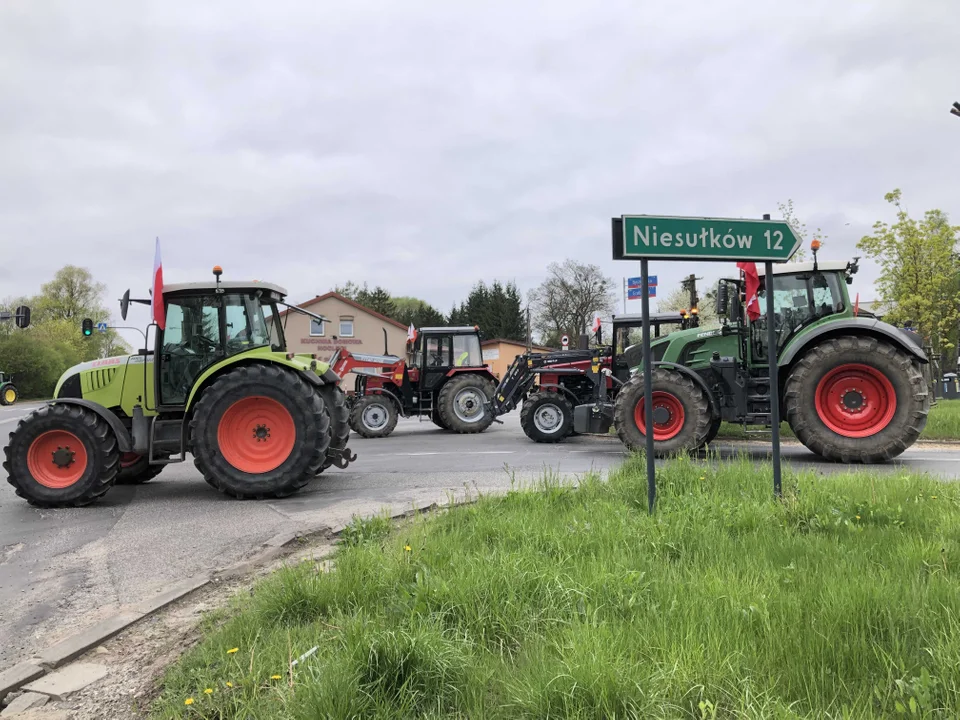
[529,259,615,345]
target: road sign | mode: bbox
[628,287,655,299]
[561,334,569,349]
[615,215,801,262]
[97,322,108,333]
[627,275,657,289]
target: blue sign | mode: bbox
[97,322,108,333]
[627,275,658,289]
[627,286,656,299]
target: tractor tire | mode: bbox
[437,374,496,434]
[703,416,722,446]
[317,384,350,473]
[520,391,574,443]
[783,335,929,463]
[349,395,399,438]
[3,403,120,507]
[1,384,17,406]
[431,406,448,430]
[190,364,331,499]
[116,453,166,485]
[613,368,712,456]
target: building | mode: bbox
[271,292,408,389]
[481,338,555,379]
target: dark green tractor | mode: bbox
[0,305,31,405]
[610,257,930,462]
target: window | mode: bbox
[753,272,844,359]
[452,334,482,367]
[424,336,452,367]
[339,316,354,337]
[160,296,222,405]
[310,318,324,336]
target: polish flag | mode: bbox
[592,316,601,333]
[407,323,415,342]
[737,261,761,322]
[151,238,165,329]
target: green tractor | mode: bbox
[0,304,31,405]
[3,269,355,507]
[606,257,931,462]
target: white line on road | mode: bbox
[0,417,22,425]
[395,450,515,456]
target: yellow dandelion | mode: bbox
[185,698,194,706]
[855,515,861,520]
[404,545,412,552]
[227,647,239,654]
[204,688,213,695]
[226,682,234,688]
[932,496,938,499]
[271,674,283,680]
[699,476,705,481]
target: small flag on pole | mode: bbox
[407,323,415,342]
[151,237,165,330]
[592,317,601,333]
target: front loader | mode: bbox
[3,268,355,508]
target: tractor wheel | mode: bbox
[190,365,331,499]
[3,403,120,507]
[437,374,496,434]
[783,336,929,463]
[431,406,448,431]
[116,453,166,485]
[1,384,17,406]
[520,391,574,443]
[703,416,722,446]
[613,368,712,456]
[317,384,350,473]
[349,395,399,438]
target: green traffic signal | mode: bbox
[81,318,93,336]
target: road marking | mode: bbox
[0,416,23,425]
[469,451,514,455]
[397,452,441,456]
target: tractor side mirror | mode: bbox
[14,305,30,329]
[82,318,93,337]
[716,282,729,317]
[120,289,130,321]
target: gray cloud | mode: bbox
[2,0,959,332]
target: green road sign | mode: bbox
[614,215,802,263]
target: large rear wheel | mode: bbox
[3,403,120,507]
[349,395,399,438]
[190,365,331,499]
[1,384,17,406]
[613,369,712,456]
[784,336,929,462]
[520,391,574,443]
[437,374,496,434]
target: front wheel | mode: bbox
[783,336,929,462]
[613,369,712,456]
[1,384,18,406]
[190,365,331,499]
[349,395,399,438]
[437,374,496,434]
[3,403,120,507]
[520,392,573,442]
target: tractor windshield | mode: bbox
[452,334,483,367]
[753,272,844,359]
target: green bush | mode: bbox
[0,332,80,399]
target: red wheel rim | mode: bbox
[27,430,88,489]
[633,391,685,441]
[217,396,296,473]
[120,452,141,468]
[815,363,897,438]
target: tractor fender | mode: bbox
[652,361,721,420]
[537,382,583,407]
[48,398,134,453]
[778,318,928,368]
[364,386,404,413]
[185,356,337,411]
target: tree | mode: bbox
[857,188,960,367]
[658,284,719,327]
[449,280,525,341]
[392,296,446,328]
[529,260,615,344]
[777,199,827,263]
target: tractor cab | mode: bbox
[408,326,486,392]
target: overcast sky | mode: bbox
[2,0,959,331]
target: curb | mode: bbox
[0,500,443,703]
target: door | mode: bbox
[158,295,223,406]
[419,334,452,393]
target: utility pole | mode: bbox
[680,273,702,326]
[525,307,531,352]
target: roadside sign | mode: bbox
[628,286,655,299]
[561,334,569,349]
[97,322,108,333]
[615,215,801,263]
[627,275,657,289]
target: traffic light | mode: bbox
[81,318,93,337]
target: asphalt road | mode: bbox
[3,401,960,668]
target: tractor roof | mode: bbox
[757,261,849,276]
[612,312,690,324]
[419,326,480,334]
[162,280,288,297]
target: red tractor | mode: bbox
[331,325,498,438]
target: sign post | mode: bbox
[612,214,800,508]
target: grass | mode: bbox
[715,398,960,442]
[151,457,960,719]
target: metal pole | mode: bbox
[526,307,531,352]
[641,259,656,513]
[622,278,627,314]
[765,259,782,498]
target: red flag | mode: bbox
[151,238,165,330]
[592,316,601,333]
[737,261,761,322]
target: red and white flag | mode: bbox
[151,237,165,329]
[407,323,415,342]
[592,316,601,333]
[737,261,761,322]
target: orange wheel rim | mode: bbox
[27,430,88,489]
[120,452,141,468]
[217,396,296,473]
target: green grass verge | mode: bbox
[151,457,960,719]
[715,398,960,442]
